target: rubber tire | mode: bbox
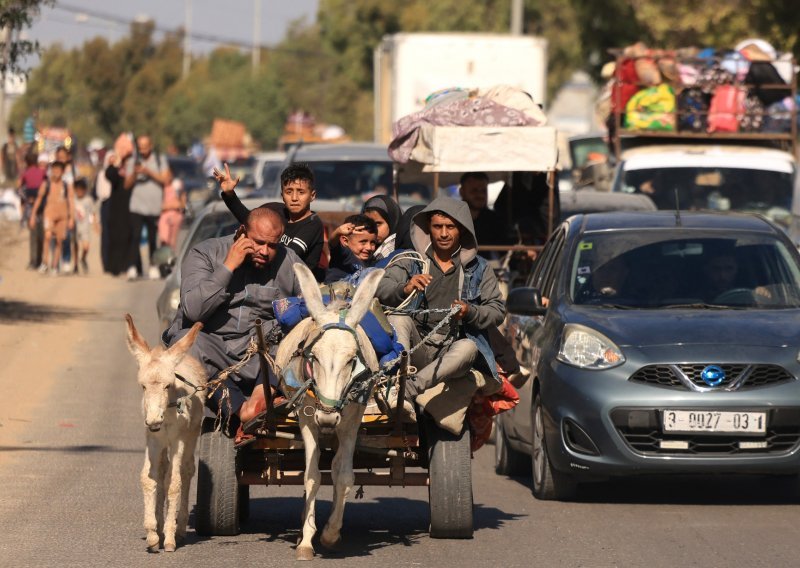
[531,395,576,501]
[495,416,530,477]
[426,418,474,539]
[195,418,240,536]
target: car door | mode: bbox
[508,227,567,441]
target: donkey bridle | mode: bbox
[296,310,373,414]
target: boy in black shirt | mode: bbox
[325,213,378,283]
[218,162,324,274]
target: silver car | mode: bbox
[497,211,800,500]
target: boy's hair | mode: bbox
[74,178,88,190]
[459,171,489,186]
[280,162,315,189]
[344,214,377,235]
[50,160,65,170]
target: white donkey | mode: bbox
[276,264,383,561]
[125,314,207,552]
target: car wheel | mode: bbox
[531,395,576,501]
[495,416,530,476]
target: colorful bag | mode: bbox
[677,88,710,132]
[708,85,746,133]
[625,84,677,131]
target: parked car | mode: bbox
[253,150,286,193]
[497,211,800,500]
[155,198,254,331]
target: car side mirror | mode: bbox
[506,287,547,316]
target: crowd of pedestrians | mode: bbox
[3,129,184,280]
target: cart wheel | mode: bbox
[195,418,240,536]
[531,395,576,501]
[495,416,529,477]
[425,417,473,539]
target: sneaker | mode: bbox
[126,266,138,281]
[81,259,89,274]
[148,266,161,280]
[37,264,48,274]
[387,384,416,423]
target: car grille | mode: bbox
[610,408,800,456]
[629,364,795,391]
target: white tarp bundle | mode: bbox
[411,124,558,172]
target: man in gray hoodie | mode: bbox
[377,196,505,417]
[164,206,302,428]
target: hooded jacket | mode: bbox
[362,195,401,260]
[377,196,505,382]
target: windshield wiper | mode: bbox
[661,302,739,310]
[593,303,637,310]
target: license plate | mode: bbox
[662,410,766,434]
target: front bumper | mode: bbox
[540,345,800,478]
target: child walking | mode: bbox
[29,161,74,274]
[72,178,95,274]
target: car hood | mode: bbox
[567,308,800,348]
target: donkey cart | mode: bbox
[193,296,476,543]
[194,377,474,540]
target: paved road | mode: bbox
[1,274,799,567]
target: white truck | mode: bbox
[608,48,799,244]
[373,32,548,145]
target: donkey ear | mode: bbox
[124,313,150,365]
[165,321,203,366]
[294,262,326,322]
[345,268,385,328]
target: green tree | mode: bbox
[0,0,54,77]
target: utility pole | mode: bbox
[182,0,192,78]
[252,0,261,75]
[510,0,523,35]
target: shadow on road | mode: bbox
[0,444,141,454]
[188,496,527,556]
[502,472,800,505]
[0,299,106,324]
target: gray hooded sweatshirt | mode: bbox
[377,196,505,336]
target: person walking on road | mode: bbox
[124,135,171,280]
[29,161,74,274]
[102,150,133,276]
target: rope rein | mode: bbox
[205,302,461,430]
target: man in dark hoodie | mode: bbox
[376,196,505,418]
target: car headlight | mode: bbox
[168,288,181,312]
[557,324,625,370]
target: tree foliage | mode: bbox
[0,0,54,77]
[11,0,800,151]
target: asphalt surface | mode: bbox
[1,277,800,568]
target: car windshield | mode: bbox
[570,230,800,309]
[181,211,239,259]
[617,167,793,228]
[307,160,431,204]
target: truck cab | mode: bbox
[612,143,797,242]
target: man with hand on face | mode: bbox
[163,174,302,432]
[376,196,505,418]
